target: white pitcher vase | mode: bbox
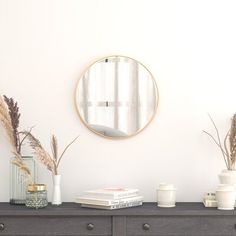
[52,175,62,205]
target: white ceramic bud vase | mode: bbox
[52,175,62,205]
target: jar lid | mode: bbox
[28,184,47,192]
[158,183,176,190]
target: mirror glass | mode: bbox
[75,56,158,138]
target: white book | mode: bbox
[81,200,143,210]
[83,188,139,200]
[76,195,143,206]
[204,199,236,208]
[203,199,217,207]
[203,192,217,207]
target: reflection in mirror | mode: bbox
[75,56,158,138]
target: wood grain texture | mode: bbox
[0,216,112,236]
[112,216,126,236]
[126,216,236,236]
[0,202,234,216]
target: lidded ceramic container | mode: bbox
[218,170,236,186]
[157,183,176,208]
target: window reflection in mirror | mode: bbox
[75,56,159,138]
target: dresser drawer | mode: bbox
[0,216,112,236]
[127,216,236,236]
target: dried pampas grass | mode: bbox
[26,132,55,174]
[12,152,32,176]
[229,114,236,162]
[204,114,236,170]
[3,96,20,151]
[0,96,16,151]
[0,95,26,154]
[26,132,78,175]
[51,135,58,162]
[0,95,33,179]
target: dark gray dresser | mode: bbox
[0,202,236,236]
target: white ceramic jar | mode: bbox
[218,170,236,186]
[216,184,235,210]
[157,183,176,207]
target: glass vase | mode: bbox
[10,156,37,205]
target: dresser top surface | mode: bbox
[0,202,234,216]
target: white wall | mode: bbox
[0,0,236,202]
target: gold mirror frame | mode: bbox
[75,55,159,139]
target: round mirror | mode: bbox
[75,56,159,138]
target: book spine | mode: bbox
[84,192,139,200]
[109,197,143,205]
[110,201,143,209]
[77,198,119,205]
[114,191,139,199]
[81,200,143,209]
[77,196,143,206]
[203,199,217,207]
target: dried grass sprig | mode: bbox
[26,132,78,175]
[0,95,34,179]
[56,136,78,168]
[3,96,20,152]
[18,126,34,152]
[12,152,33,183]
[26,132,56,174]
[0,95,30,154]
[229,114,236,161]
[12,152,31,176]
[51,135,58,161]
[204,114,236,170]
[0,96,16,151]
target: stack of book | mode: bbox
[76,188,143,210]
[203,192,217,207]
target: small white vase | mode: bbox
[52,175,62,205]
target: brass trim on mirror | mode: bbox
[74,55,159,139]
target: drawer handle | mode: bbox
[143,223,150,230]
[0,223,5,231]
[87,223,94,230]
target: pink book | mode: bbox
[83,188,139,200]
